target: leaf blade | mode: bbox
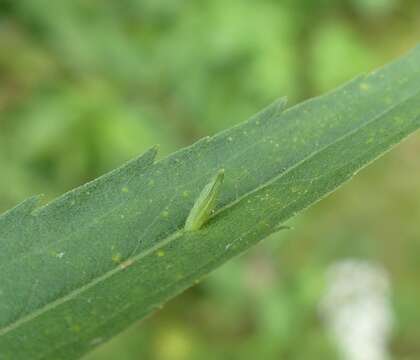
[1,46,419,360]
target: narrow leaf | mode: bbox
[1,46,419,360]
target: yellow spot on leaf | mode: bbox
[360,83,370,91]
[72,324,81,333]
[112,253,122,263]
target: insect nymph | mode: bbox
[184,169,225,232]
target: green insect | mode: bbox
[185,169,225,232]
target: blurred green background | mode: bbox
[0,0,419,359]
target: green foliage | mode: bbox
[1,46,419,360]
[1,1,420,359]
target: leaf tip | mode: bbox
[277,96,288,109]
[253,96,288,125]
[146,144,160,164]
[22,194,44,212]
[1,194,44,220]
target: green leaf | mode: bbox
[1,45,420,360]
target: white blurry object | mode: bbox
[320,260,393,360]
